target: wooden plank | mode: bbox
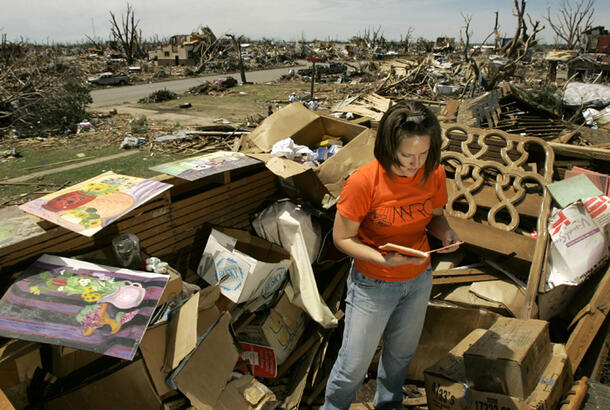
[0,170,277,273]
[446,215,536,262]
[432,274,499,285]
[433,267,490,276]
[566,263,610,374]
[549,142,610,162]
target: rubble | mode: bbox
[1,18,610,410]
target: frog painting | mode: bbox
[0,254,168,360]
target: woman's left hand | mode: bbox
[437,229,461,253]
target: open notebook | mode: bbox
[378,241,463,258]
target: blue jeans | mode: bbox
[322,263,433,410]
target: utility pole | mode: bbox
[306,56,326,101]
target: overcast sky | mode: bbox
[2,0,608,45]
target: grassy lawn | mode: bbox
[0,145,190,205]
[133,81,346,119]
[0,80,352,206]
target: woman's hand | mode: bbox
[382,252,428,267]
[436,228,461,253]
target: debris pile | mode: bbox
[0,20,610,410]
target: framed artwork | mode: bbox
[0,254,169,360]
[19,172,172,237]
[150,151,261,181]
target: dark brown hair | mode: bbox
[374,100,442,181]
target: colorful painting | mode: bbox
[0,206,45,249]
[18,172,172,237]
[149,151,261,181]
[0,254,169,360]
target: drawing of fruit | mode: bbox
[42,191,96,212]
[85,191,134,220]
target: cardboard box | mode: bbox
[51,346,103,379]
[237,293,307,365]
[424,329,486,410]
[463,318,552,399]
[0,341,41,390]
[470,344,572,410]
[245,102,376,208]
[197,227,292,305]
[425,335,571,410]
[45,360,162,410]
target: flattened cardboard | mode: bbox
[140,285,221,397]
[464,318,552,399]
[244,102,375,208]
[45,360,161,410]
[424,329,486,410]
[470,344,572,410]
[198,227,292,305]
[139,321,174,397]
[173,312,239,409]
[163,292,199,371]
[214,374,276,410]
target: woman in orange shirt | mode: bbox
[322,101,461,410]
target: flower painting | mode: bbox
[149,151,261,181]
[19,172,172,237]
[0,254,169,360]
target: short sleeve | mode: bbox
[431,165,448,209]
[337,167,373,223]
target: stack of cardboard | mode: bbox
[424,317,572,410]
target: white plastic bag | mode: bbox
[546,196,610,289]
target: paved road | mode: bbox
[90,65,307,108]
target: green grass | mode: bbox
[0,149,191,204]
[133,81,343,119]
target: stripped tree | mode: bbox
[545,0,595,49]
[109,3,146,65]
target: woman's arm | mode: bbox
[428,208,461,253]
[333,211,427,267]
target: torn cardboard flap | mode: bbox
[247,103,319,152]
[140,284,221,397]
[174,312,239,409]
[164,292,199,372]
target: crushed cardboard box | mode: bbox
[463,318,552,399]
[238,292,307,365]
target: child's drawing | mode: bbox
[19,172,172,236]
[150,151,261,181]
[0,254,168,360]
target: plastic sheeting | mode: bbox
[563,82,610,108]
[252,201,338,328]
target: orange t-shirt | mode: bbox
[337,160,448,281]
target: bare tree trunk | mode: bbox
[226,34,247,83]
[109,3,143,65]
